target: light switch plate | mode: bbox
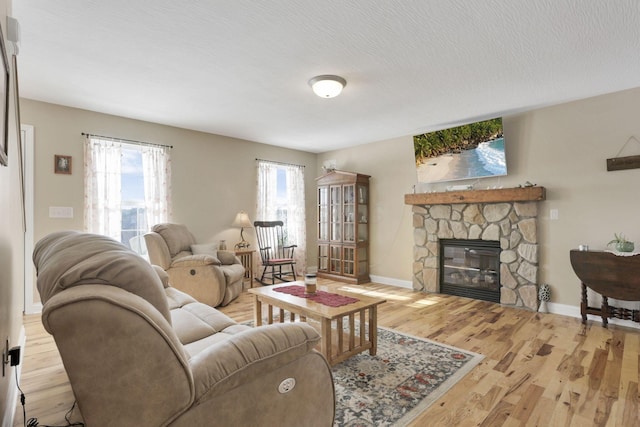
[49,206,74,218]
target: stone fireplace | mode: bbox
[406,187,545,311]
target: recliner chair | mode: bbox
[145,223,243,306]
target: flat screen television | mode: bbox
[413,117,507,183]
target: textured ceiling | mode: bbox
[12,1,640,153]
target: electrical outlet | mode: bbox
[8,346,20,366]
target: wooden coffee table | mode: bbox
[248,282,386,366]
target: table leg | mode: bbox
[581,283,588,325]
[369,306,378,356]
[601,296,609,328]
[321,318,332,364]
[254,296,262,327]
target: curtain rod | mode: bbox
[82,132,173,149]
[255,158,305,168]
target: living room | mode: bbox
[2,1,640,426]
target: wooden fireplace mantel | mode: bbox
[404,186,546,206]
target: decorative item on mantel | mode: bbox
[607,233,635,253]
[538,283,551,313]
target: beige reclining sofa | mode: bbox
[145,223,244,307]
[33,231,335,427]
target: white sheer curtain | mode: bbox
[84,136,122,240]
[256,160,306,274]
[142,144,172,227]
[85,136,171,245]
[256,161,279,220]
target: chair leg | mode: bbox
[256,266,269,286]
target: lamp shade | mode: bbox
[232,211,252,228]
[308,75,346,98]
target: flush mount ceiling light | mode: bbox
[308,75,347,98]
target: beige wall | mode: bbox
[20,99,319,302]
[318,87,640,307]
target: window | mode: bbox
[84,136,171,256]
[121,147,146,249]
[256,160,306,273]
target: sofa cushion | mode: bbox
[168,289,252,358]
[171,305,249,345]
[191,243,221,264]
[165,287,198,309]
[33,231,172,324]
[152,223,196,257]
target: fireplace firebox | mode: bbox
[439,239,501,303]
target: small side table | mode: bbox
[235,249,255,289]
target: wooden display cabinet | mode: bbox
[316,170,370,284]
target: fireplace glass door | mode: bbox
[439,239,500,303]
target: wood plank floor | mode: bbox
[13,280,640,426]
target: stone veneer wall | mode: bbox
[412,201,540,310]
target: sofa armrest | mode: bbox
[145,232,172,270]
[189,323,321,402]
[42,285,194,426]
[217,250,241,265]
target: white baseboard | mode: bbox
[369,275,413,289]
[24,302,42,315]
[2,325,26,427]
[369,279,640,330]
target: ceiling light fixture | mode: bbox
[308,75,347,98]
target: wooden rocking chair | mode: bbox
[254,220,297,285]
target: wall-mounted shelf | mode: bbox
[404,186,546,206]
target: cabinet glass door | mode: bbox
[318,244,329,271]
[343,184,355,243]
[330,186,341,241]
[356,184,368,243]
[343,246,355,276]
[317,186,329,241]
[329,245,341,273]
[357,247,368,274]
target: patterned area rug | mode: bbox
[331,327,483,426]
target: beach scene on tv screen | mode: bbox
[414,117,507,183]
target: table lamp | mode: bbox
[232,211,252,249]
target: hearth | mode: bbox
[439,239,501,303]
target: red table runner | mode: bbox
[273,285,359,307]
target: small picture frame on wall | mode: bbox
[54,154,72,174]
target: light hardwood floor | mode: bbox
[13,280,640,426]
